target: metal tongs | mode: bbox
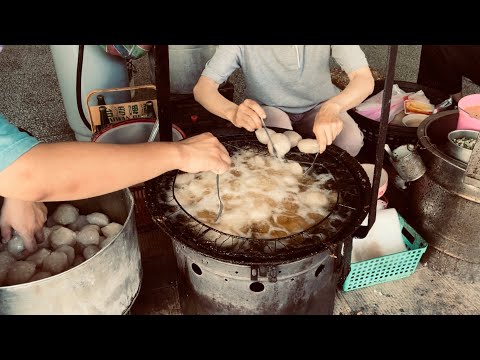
[214,174,223,223]
[303,152,319,176]
[260,118,279,158]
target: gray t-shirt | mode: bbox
[202,45,369,114]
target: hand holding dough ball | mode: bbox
[0,202,127,286]
[255,128,276,145]
[283,131,302,148]
[297,139,320,154]
[52,204,79,225]
[267,133,291,158]
[7,234,26,260]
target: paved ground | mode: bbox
[1,45,479,315]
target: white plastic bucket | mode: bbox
[50,45,131,142]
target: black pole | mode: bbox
[354,45,398,239]
[154,45,173,142]
[76,45,92,131]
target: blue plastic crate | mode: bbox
[343,215,428,292]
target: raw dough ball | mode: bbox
[7,234,26,260]
[56,245,75,265]
[68,215,89,231]
[99,237,114,249]
[283,130,302,148]
[267,133,291,158]
[86,212,110,227]
[284,161,303,175]
[42,251,68,275]
[46,215,57,227]
[255,128,276,145]
[298,191,330,208]
[83,245,100,260]
[6,261,36,285]
[0,251,16,286]
[26,248,52,267]
[81,224,100,232]
[43,227,52,242]
[52,204,79,225]
[297,138,320,154]
[101,223,123,238]
[30,272,52,282]
[76,227,100,247]
[50,227,77,249]
[72,255,85,267]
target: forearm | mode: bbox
[0,141,184,202]
[193,76,238,123]
[324,67,375,112]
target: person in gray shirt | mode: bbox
[193,45,374,156]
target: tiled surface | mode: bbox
[2,45,480,315]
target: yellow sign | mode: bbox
[89,100,159,129]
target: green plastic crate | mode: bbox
[343,214,428,292]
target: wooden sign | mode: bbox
[89,99,159,130]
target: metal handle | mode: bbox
[154,45,173,142]
[353,45,399,239]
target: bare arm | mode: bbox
[322,66,375,112]
[194,76,238,122]
[313,66,374,153]
[193,76,265,131]
[0,133,231,202]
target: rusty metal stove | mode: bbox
[145,133,371,314]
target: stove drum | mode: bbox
[173,237,351,315]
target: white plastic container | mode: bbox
[50,45,131,142]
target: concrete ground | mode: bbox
[1,45,479,315]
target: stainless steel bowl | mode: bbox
[446,129,479,163]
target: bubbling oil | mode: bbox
[174,149,337,239]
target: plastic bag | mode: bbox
[99,45,153,60]
[355,84,413,122]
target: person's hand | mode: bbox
[177,132,232,174]
[0,198,47,253]
[231,99,266,132]
[313,102,344,153]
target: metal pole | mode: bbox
[154,45,173,142]
[354,45,398,239]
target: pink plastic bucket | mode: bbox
[457,94,480,131]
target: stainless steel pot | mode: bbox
[0,189,142,314]
[445,129,479,164]
[412,110,480,282]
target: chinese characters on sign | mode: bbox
[90,100,157,129]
